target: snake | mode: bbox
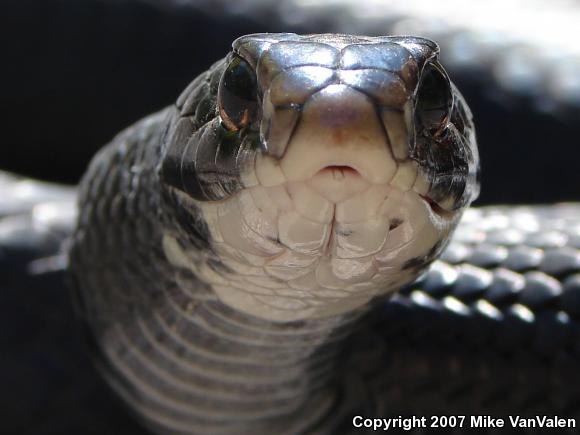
[2,2,580,435]
[70,32,479,434]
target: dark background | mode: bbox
[1,1,579,434]
[2,0,579,204]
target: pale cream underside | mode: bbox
[163,175,456,321]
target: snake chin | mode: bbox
[163,177,460,321]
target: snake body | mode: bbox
[2,2,580,434]
[65,32,580,434]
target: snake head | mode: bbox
[159,34,480,321]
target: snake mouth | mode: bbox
[316,165,361,178]
[419,194,454,219]
[307,163,371,203]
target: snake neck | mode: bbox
[90,259,374,434]
[119,298,372,434]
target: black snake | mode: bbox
[2,2,580,434]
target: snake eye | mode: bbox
[415,62,453,135]
[218,55,258,131]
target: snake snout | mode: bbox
[256,84,398,188]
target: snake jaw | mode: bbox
[185,147,461,321]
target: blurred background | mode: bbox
[1,0,579,204]
[1,0,579,433]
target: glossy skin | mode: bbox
[69,34,479,433]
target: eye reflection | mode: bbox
[415,62,453,135]
[218,55,258,131]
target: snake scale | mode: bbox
[2,1,580,434]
